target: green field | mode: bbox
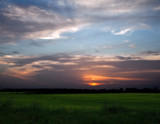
[0,93,160,124]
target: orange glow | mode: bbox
[2,69,36,80]
[83,75,108,81]
[83,74,144,81]
[85,82,104,86]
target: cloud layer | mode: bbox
[0,53,160,88]
[0,0,160,88]
[0,0,160,44]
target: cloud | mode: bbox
[0,0,160,88]
[0,4,84,44]
[3,5,59,23]
[153,6,160,11]
[142,50,160,55]
[12,51,20,54]
[73,64,116,71]
[2,59,77,80]
[1,53,160,76]
[0,0,159,45]
[71,0,148,15]
[111,28,133,35]
[83,74,145,82]
[123,40,129,43]
[116,56,140,61]
[111,23,150,35]
[129,44,136,48]
[0,53,160,88]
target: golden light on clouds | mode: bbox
[83,75,108,81]
[83,74,145,83]
[2,67,40,80]
[82,74,147,87]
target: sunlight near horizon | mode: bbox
[85,82,104,86]
[83,75,108,81]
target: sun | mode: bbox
[86,82,104,86]
[83,75,106,86]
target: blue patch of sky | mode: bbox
[128,30,160,52]
[1,25,157,56]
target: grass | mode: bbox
[0,93,160,124]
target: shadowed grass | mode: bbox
[102,104,129,114]
[0,93,160,124]
[0,99,12,112]
[0,100,160,124]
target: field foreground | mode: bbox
[0,93,160,124]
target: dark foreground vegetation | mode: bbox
[0,88,160,94]
[0,93,160,124]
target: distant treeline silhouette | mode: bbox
[0,88,160,94]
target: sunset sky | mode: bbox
[0,0,160,89]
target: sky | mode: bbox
[0,0,160,89]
